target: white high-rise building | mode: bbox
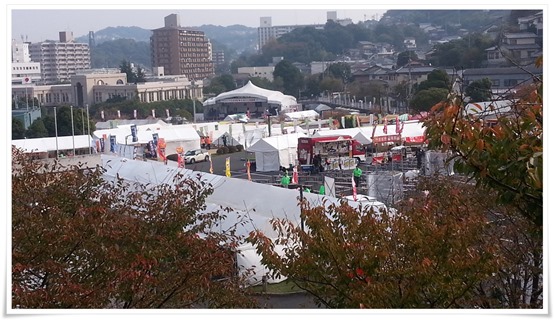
[29,31,91,84]
[257,17,325,53]
[12,39,41,85]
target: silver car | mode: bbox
[184,149,210,164]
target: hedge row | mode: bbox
[216,144,244,154]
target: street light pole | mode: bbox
[54,106,59,159]
[86,104,91,154]
[70,105,75,156]
[191,80,196,124]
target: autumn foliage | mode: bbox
[11,148,256,309]
[424,58,543,227]
[249,176,542,308]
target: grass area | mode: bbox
[250,280,304,294]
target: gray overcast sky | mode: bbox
[11,7,388,43]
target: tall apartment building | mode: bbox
[212,49,225,66]
[29,31,91,85]
[257,11,353,52]
[12,39,41,84]
[150,14,214,80]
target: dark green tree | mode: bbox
[417,69,451,92]
[12,118,26,139]
[465,78,493,102]
[25,118,48,138]
[119,60,135,83]
[273,60,304,97]
[325,63,352,84]
[410,87,450,112]
[136,66,146,83]
[396,50,419,68]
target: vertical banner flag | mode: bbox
[117,110,121,118]
[99,138,105,153]
[395,116,404,134]
[101,110,105,120]
[102,134,107,152]
[383,117,388,134]
[134,109,137,119]
[225,157,231,177]
[246,160,251,181]
[341,117,345,129]
[351,175,358,201]
[109,135,116,153]
[209,157,214,174]
[152,109,156,118]
[176,146,184,168]
[166,109,170,119]
[247,108,251,119]
[151,133,159,158]
[130,124,138,142]
[292,165,299,184]
[157,138,167,163]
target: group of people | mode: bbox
[200,136,212,149]
[312,153,331,173]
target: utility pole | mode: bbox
[70,105,75,156]
[191,79,196,123]
[54,106,59,159]
[86,104,91,154]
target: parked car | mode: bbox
[184,149,210,164]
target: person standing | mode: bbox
[281,172,291,188]
[353,164,363,188]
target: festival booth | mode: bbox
[93,124,201,160]
[246,132,307,172]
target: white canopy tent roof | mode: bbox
[246,132,307,171]
[464,99,514,119]
[312,127,373,145]
[100,155,360,285]
[202,81,298,110]
[12,135,94,153]
[284,110,319,121]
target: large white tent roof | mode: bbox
[12,135,94,153]
[202,81,298,109]
[312,128,372,145]
[93,124,200,145]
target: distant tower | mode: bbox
[327,11,338,22]
[88,31,96,47]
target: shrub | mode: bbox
[235,144,244,152]
[228,146,237,153]
[221,146,229,154]
[216,148,225,154]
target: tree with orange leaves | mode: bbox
[11,147,257,309]
[424,57,543,227]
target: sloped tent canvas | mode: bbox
[312,127,372,145]
[100,154,353,286]
[12,135,95,154]
[246,132,307,172]
[284,110,319,121]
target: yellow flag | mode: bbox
[225,157,231,178]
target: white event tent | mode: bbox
[100,155,355,286]
[246,132,307,171]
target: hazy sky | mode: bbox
[11,7,388,43]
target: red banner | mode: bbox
[372,135,401,143]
